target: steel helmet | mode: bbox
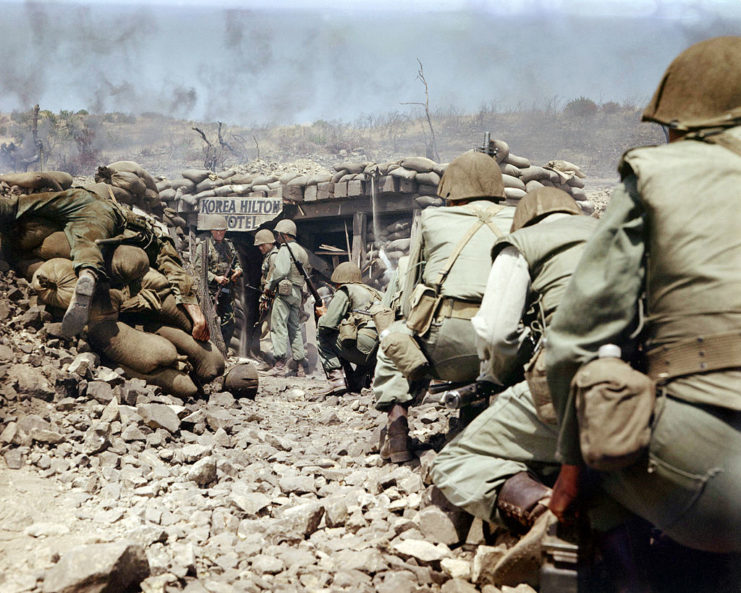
[254,229,275,246]
[642,36,741,131]
[222,362,259,398]
[331,261,362,284]
[438,150,505,203]
[511,187,582,232]
[274,219,297,237]
[204,214,228,231]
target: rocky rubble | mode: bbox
[0,272,537,593]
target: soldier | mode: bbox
[372,150,515,463]
[266,218,310,377]
[0,188,208,340]
[254,229,278,293]
[193,214,243,350]
[430,188,598,586]
[317,261,382,396]
[547,36,741,556]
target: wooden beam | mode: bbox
[351,211,367,270]
[291,194,416,221]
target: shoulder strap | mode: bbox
[433,204,505,288]
[686,128,741,158]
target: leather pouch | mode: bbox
[405,284,441,336]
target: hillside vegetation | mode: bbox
[0,98,664,183]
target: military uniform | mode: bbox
[317,281,381,378]
[194,235,243,348]
[432,211,598,522]
[267,240,309,365]
[548,126,741,553]
[373,199,514,411]
[260,245,278,292]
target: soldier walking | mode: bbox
[266,219,310,377]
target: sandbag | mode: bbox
[147,323,225,382]
[195,178,216,194]
[415,171,441,186]
[519,166,551,184]
[31,258,76,309]
[15,258,44,280]
[109,245,150,284]
[389,167,416,181]
[401,156,437,172]
[107,161,158,192]
[159,188,176,201]
[13,218,61,252]
[88,320,179,374]
[32,231,71,260]
[169,178,196,192]
[0,171,73,192]
[502,174,526,191]
[505,153,531,168]
[95,167,146,198]
[181,169,211,184]
[504,187,526,200]
[118,363,199,398]
[222,362,259,398]
[500,163,522,177]
[334,162,367,175]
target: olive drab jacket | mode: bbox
[318,283,382,332]
[402,199,514,316]
[260,246,279,291]
[494,215,599,322]
[268,241,310,303]
[547,125,741,464]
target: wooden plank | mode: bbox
[334,181,349,199]
[304,184,318,202]
[292,195,416,221]
[351,211,367,269]
[347,179,365,197]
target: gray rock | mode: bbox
[441,558,472,580]
[376,571,419,593]
[41,541,149,593]
[187,457,217,486]
[68,352,99,378]
[203,408,235,432]
[391,539,451,563]
[86,381,115,404]
[278,475,315,494]
[324,498,348,528]
[122,424,147,442]
[230,484,271,516]
[208,391,236,408]
[417,505,470,546]
[333,548,387,573]
[180,443,212,463]
[4,448,23,469]
[471,544,508,585]
[278,502,324,538]
[16,414,64,444]
[137,404,181,434]
[442,578,480,593]
[83,422,110,454]
[251,554,284,574]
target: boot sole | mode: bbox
[61,274,96,338]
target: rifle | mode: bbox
[213,251,237,309]
[279,234,323,321]
[423,380,498,409]
[475,131,500,159]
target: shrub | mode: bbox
[564,97,599,117]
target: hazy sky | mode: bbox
[0,0,739,125]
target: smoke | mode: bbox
[0,1,738,125]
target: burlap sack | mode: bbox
[107,161,158,192]
[88,319,179,374]
[32,231,70,260]
[182,169,211,184]
[415,171,441,186]
[119,363,199,398]
[389,167,417,181]
[147,323,225,383]
[137,269,193,333]
[31,258,76,309]
[381,331,429,381]
[14,218,61,252]
[0,171,73,191]
[109,245,150,284]
[15,258,44,280]
[110,171,146,198]
[401,156,437,172]
[505,154,531,168]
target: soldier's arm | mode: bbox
[546,174,646,466]
[267,248,289,291]
[317,290,350,332]
[472,246,530,385]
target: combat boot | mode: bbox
[318,369,347,397]
[61,269,97,338]
[265,358,287,376]
[379,412,413,463]
[491,472,553,587]
[294,358,309,378]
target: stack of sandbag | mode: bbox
[27,244,225,398]
[5,218,68,280]
[362,216,414,290]
[88,161,162,214]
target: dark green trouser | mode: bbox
[318,327,378,373]
[600,394,741,553]
[373,317,480,411]
[431,381,560,522]
[13,190,125,277]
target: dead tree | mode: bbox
[401,59,440,162]
[193,123,246,170]
[192,126,219,171]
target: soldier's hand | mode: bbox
[315,305,327,318]
[230,269,242,282]
[214,275,229,286]
[184,303,210,342]
[549,464,583,524]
